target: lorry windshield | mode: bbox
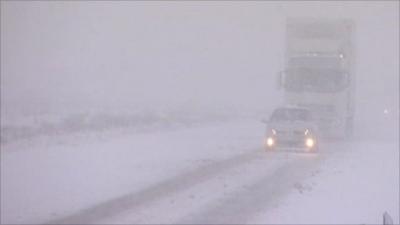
[285,67,347,92]
[270,108,312,122]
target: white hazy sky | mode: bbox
[1,1,398,116]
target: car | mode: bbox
[263,106,319,152]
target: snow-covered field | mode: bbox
[1,118,398,224]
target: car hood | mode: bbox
[268,121,316,133]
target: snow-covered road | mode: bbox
[1,119,398,224]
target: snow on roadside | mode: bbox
[0,119,265,224]
[3,115,396,224]
[249,139,399,224]
[0,109,237,145]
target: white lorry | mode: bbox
[278,18,355,138]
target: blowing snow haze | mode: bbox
[1,1,399,224]
[2,2,398,118]
[1,2,285,115]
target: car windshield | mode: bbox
[270,108,312,122]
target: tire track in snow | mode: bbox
[45,148,261,224]
[177,152,321,224]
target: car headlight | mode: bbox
[266,137,275,147]
[305,138,315,148]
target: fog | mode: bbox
[1,2,399,224]
[2,2,398,119]
[0,1,400,224]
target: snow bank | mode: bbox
[0,109,238,145]
[250,139,399,224]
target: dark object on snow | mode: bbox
[383,212,393,225]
